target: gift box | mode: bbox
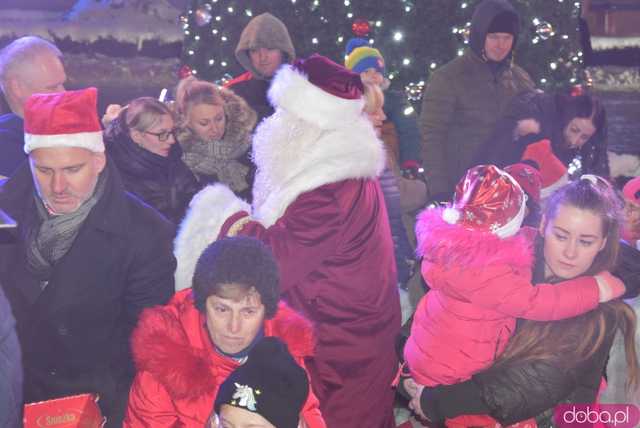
[24,393,105,428]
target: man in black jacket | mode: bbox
[0,88,176,427]
[0,36,67,176]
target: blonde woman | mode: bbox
[174,76,257,201]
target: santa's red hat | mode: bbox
[443,164,526,238]
[23,87,104,154]
[267,54,366,130]
[521,139,568,199]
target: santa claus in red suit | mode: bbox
[174,54,401,427]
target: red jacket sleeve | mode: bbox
[221,185,344,293]
[299,363,327,428]
[123,371,179,428]
[460,267,600,321]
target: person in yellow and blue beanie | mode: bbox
[345,38,426,298]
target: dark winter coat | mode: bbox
[419,0,535,199]
[0,285,22,428]
[0,161,176,428]
[383,89,422,165]
[474,91,610,177]
[417,243,629,426]
[226,75,273,124]
[379,167,414,286]
[105,123,200,225]
[0,113,26,177]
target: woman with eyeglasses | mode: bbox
[103,97,200,224]
[174,76,257,202]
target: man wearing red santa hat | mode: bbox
[174,54,401,427]
[0,88,176,427]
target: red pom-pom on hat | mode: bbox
[24,87,104,154]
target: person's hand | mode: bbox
[402,377,419,397]
[102,104,124,127]
[408,383,427,420]
[595,271,626,302]
[514,118,541,139]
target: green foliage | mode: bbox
[181,0,584,92]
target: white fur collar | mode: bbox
[268,64,365,130]
[252,68,385,226]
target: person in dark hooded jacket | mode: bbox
[419,0,534,201]
[225,12,295,124]
[103,97,200,225]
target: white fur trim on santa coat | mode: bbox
[268,64,365,130]
[24,131,105,153]
[173,184,250,291]
[250,67,386,227]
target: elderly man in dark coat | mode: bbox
[0,87,176,428]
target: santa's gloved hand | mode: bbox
[595,271,626,302]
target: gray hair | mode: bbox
[0,36,62,89]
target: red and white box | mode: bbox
[23,393,105,428]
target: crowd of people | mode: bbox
[0,0,639,427]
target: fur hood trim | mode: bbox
[416,208,535,270]
[174,184,250,291]
[175,85,257,153]
[268,64,365,130]
[131,295,315,400]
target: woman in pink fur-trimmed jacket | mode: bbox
[403,165,624,428]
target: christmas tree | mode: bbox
[180,0,585,102]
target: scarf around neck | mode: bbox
[180,132,251,193]
[26,167,108,281]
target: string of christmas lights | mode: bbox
[179,0,588,103]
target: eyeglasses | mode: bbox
[144,128,176,142]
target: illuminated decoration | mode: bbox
[533,18,554,40]
[180,0,585,104]
[405,81,424,102]
[214,73,234,86]
[178,64,193,78]
[351,18,371,37]
[194,5,213,26]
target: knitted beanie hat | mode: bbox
[214,337,309,428]
[344,37,385,74]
